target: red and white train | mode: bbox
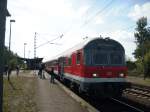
[45,37,129,97]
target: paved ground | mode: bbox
[4,71,89,112]
[34,71,88,112]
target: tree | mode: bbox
[126,60,136,71]
[134,17,150,78]
[3,46,24,69]
[134,17,150,59]
[144,51,150,77]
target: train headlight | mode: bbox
[119,73,124,77]
[93,73,97,77]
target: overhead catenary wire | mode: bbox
[36,34,63,49]
[36,41,62,49]
[37,33,59,42]
[62,0,114,38]
[81,0,114,27]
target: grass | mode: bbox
[3,76,38,112]
[127,70,150,86]
[127,75,150,86]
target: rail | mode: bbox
[110,98,144,112]
[131,83,150,93]
[125,83,150,99]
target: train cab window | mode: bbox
[93,51,108,65]
[110,52,123,65]
[76,52,81,64]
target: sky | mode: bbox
[5,0,150,62]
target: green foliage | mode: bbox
[126,60,136,71]
[135,59,144,74]
[134,17,150,59]
[144,51,150,77]
[133,17,150,78]
[3,46,24,69]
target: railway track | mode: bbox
[124,88,150,99]
[124,83,150,101]
[79,94,146,112]
[44,72,148,112]
[132,83,150,89]
[122,83,150,111]
[59,81,147,112]
[110,98,145,112]
[131,83,150,93]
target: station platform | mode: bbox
[4,70,99,112]
[34,71,90,112]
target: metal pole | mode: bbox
[24,44,25,59]
[24,43,25,59]
[8,21,11,51]
[24,43,27,69]
[24,43,27,59]
[8,20,15,52]
[28,50,30,59]
[34,32,37,59]
[0,0,8,111]
[34,32,37,74]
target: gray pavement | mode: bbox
[35,71,88,112]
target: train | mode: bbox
[44,37,130,97]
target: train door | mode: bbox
[60,62,64,77]
[59,57,65,81]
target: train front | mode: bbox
[82,38,129,97]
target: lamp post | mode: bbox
[24,43,27,60]
[24,43,27,70]
[28,50,30,59]
[9,19,15,51]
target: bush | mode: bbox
[144,51,150,77]
[135,59,144,74]
[126,60,136,71]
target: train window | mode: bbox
[93,51,108,65]
[76,52,81,64]
[110,53,123,65]
[84,50,92,65]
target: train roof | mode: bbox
[46,37,124,62]
[58,37,124,57]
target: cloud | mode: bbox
[109,30,134,42]
[7,0,93,59]
[76,6,90,17]
[128,2,150,21]
[94,16,104,24]
[7,0,140,61]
